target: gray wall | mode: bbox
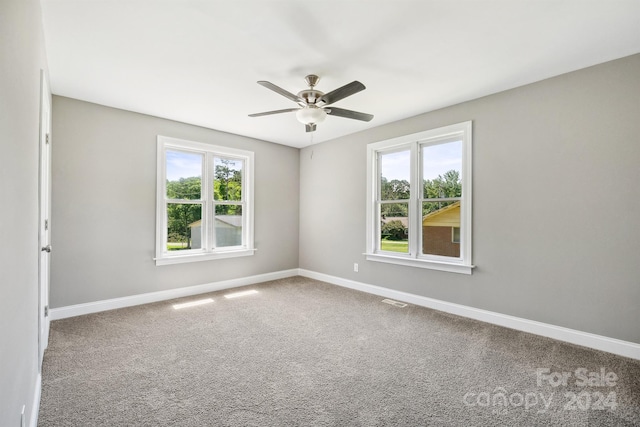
[299,54,640,344]
[0,0,49,424]
[51,97,300,307]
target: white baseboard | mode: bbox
[298,269,640,361]
[49,269,299,320]
[44,316,49,350]
[30,373,41,427]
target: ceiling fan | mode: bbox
[249,74,373,132]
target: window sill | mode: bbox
[155,248,256,266]
[364,253,474,275]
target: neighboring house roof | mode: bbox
[381,216,408,228]
[216,215,242,228]
[422,201,460,227]
[189,216,243,228]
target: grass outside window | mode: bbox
[380,239,408,253]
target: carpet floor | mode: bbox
[39,276,640,426]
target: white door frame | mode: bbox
[38,70,52,369]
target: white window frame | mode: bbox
[365,121,474,274]
[155,135,255,266]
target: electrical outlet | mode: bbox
[20,405,25,427]
[353,263,359,272]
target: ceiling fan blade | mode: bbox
[318,81,366,106]
[326,107,373,122]
[257,81,305,105]
[305,123,316,133]
[248,108,299,117]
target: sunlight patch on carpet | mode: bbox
[224,289,259,299]
[173,298,214,310]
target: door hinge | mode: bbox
[46,133,50,144]
[45,219,49,230]
[44,306,49,317]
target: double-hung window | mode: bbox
[365,121,473,274]
[155,135,254,265]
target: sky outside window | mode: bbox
[423,140,462,181]
[381,140,462,181]
[166,150,202,181]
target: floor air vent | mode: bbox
[381,299,407,308]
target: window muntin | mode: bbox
[366,121,473,274]
[156,136,254,265]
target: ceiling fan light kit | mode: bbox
[249,74,373,133]
[296,105,327,125]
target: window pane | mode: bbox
[422,201,460,257]
[166,150,202,200]
[380,202,408,253]
[215,204,243,247]
[380,150,410,200]
[381,202,408,218]
[166,203,202,251]
[214,157,243,201]
[422,140,462,199]
[452,227,461,243]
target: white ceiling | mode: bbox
[41,1,640,148]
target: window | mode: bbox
[155,136,254,265]
[365,121,473,274]
[452,227,461,244]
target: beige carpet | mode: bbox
[39,276,640,426]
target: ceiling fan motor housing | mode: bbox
[298,75,325,105]
[298,89,324,105]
